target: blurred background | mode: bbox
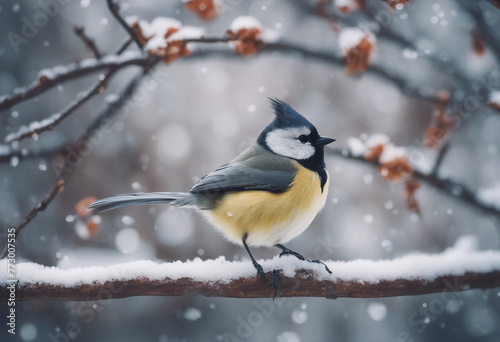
[1,0,500,341]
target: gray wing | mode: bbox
[190,144,297,194]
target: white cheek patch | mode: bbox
[266,127,315,160]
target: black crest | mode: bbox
[268,98,315,128]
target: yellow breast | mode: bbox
[205,161,329,247]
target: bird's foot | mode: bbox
[278,247,305,260]
[276,244,332,274]
[307,259,332,274]
[252,263,280,299]
[253,261,266,286]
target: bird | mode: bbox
[89,98,335,296]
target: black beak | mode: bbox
[314,136,336,147]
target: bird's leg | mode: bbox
[275,244,332,274]
[242,234,266,285]
[242,234,280,299]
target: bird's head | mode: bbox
[257,98,335,160]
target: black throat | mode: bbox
[297,147,328,192]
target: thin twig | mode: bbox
[0,180,65,259]
[184,37,234,43]
[116,37,133,54]
[430,142,450,177]
[0,53,148,112]
[5,70,119,143]
[327,148,500,218]
[265,42,441,103]
[361,2,473,88]
[77,60,158,140]
[107,0,143,49]
[74,26,102,58]
[4,37,140,143]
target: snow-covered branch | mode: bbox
[265,42,440,103]
[0,51,148,112]
[0,38,440,116]
[328,148,500,218]
[1,40,442,146]
[1,236,499,302]
[5,70,119,143]
[294,0,500,116]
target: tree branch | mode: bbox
[0,180,65,259]
[266,40,441,102]
[327,148,500,217]
[0,51,148,112]
[457,0,500,63]
[1,35,444,115]
[3,270,499,302]
[0,58,156,165]
[293,0,499,116]
[1,243,499,301]
[74,26,102,59]
[5,69,118,143]
[0,39,442,149]
[0,42,476,162]
[107,0,143,49]
[430,141,450,177]
[185,37,234,43]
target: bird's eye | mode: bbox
[298,135,309,143]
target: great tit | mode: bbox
[89,98,335,295]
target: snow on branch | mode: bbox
[1,39,442,146]
[299,0,500,117]
[328,147,500,218]
[5,70,119,143]
[1,30,445,114]
[1,236,499,302]
[0,51,147,112]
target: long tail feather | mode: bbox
[88,192,191,212]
